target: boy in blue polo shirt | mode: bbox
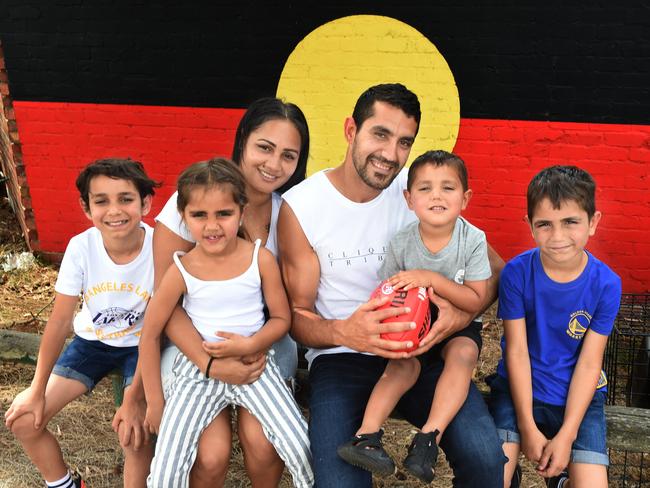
[489,166,621,488]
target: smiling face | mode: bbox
[239,118,301,196]
[404,163,471,231]
[347,101,418,191]
[528,197,601,271]
[182,184,243,255]
[83,175,151,241]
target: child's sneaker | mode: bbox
[546,470,569,488]
[337,429,396,476]
[70,470,87,488]
[403,430,439,483]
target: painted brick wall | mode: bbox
[13,101,244,252]
[3,3,650,292]
[457,119,650,292]
[14,101,650,292]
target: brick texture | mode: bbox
[14,101,243,252]
[458,119,650,293]
[13,101,650,292]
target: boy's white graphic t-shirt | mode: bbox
[54,223,154,347]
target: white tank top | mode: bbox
[282,169,416,364]
[173,239,266,342]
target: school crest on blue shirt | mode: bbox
[566,310,592,340]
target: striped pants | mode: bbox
[147,353,314,488]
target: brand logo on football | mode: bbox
[381,282,394,295]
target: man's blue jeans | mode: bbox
[308,352,506,487]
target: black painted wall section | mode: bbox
[1,0,649,124]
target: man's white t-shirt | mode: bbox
[282,169,416,364]
[54,223,154,347]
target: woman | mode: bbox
[153,97,309,486]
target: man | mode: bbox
[278,83,506,487]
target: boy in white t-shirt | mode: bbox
[4,158,159,488]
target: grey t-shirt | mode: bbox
[378,217,492,285]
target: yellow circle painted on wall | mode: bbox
[277,15,460,175]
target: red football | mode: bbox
[370,280,433,352]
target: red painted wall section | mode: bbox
[14,102,650,292]
[14,101,244,250]
[457,119,650,293]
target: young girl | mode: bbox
[141,158,313,488]
[152,98,310,485]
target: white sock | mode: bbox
[45,471,74,488]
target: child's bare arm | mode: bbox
[139,264,185,433]
[4,293,79,429]
[388,270,488,314]
[504,318,548,462]
[211,248,290,358]
[536,329,608,478]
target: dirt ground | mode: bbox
[0,197,547,487]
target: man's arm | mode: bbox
[277,202,413,358]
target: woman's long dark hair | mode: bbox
[231,97,310,194]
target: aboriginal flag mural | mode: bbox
[1,2,649,291]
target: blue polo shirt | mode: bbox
[496,248,621,406]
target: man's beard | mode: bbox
[352,148,400,191]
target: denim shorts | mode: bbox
[53,335,138,392]
[487,374,609,466]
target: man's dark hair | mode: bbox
[527,165,597,220]
[352,83,421,134]
[76,158,160,210]
[407,150,468,192]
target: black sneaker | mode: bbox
[337,429,396,476]
[403,430,439,483]
[546,470,569,488]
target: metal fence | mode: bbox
[605,294,650,486]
